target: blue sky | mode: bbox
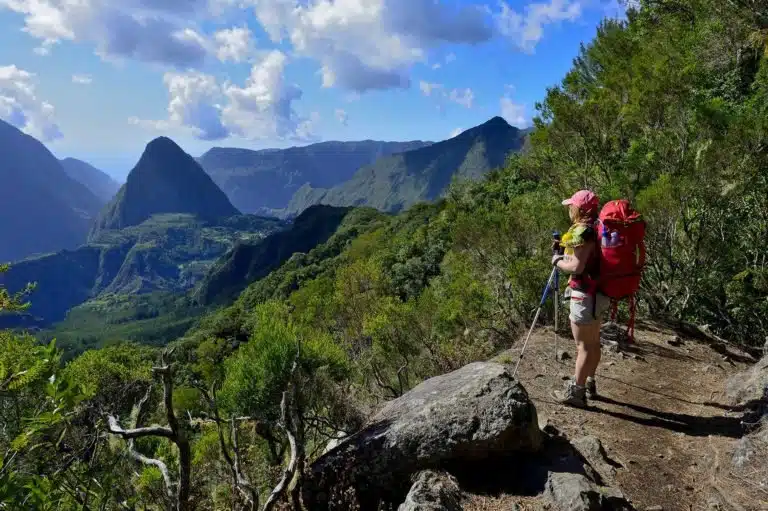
[0,0,624,180]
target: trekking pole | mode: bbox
[513,264,558,378]
[552,231,562,363]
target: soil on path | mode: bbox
[464,322,760,511]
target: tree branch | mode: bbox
[262,343,301,511]
[106,349,192,511]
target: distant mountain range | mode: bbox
[0,119,102,262]
[59,157,121,202]
[197,140,432,215]
[283,117,526,215]
[0,115,526,343]
[197,117,526,219]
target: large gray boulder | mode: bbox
[303,362,542,509]
[398,471,462,511]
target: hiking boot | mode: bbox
[554,380,587,408]
[586,377,597,399]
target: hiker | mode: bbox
[551,190,610,408]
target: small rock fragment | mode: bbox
[545,472,602,511]
[398,470,462,511]
[558,350,572,361]
[667,336,682,346]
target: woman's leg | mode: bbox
[572,319,601,386]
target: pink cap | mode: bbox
[561,190,599,212]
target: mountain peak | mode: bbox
[484,116,511,126]
[90,137,239,236]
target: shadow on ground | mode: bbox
[589,395,744,439]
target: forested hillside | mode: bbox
[2,1,768,509]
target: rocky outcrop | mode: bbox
[302,362,542,509]
[397,471,462,511]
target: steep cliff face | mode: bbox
[0,119,102,262]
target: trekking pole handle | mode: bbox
[552,231,564,255]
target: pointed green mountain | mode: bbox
[91,137,239,238]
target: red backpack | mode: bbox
[596,200,647,341]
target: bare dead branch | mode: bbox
[204,385,259,511]
[106,350,191,511]
[262,342,301,511]
[106,418,173,439]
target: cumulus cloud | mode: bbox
[214,26,254,63]
[131,50,313,141]
[335,108,348,126]
[1,0,211,67]
[500,96,529,127]
[419,81,473,108]
[0,65,61,141]
[496,0,582,52]
[449,127,462,138]
[253,0,493,92]
[72,74,92,84]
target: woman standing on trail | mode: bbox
[551,190,610,408]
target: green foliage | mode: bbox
[219,300,348,420]
[62,342,155,399]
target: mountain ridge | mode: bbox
[59,157,121,203]
[0,119,103,262]
[198,139,434,214]
[283,116,526,216]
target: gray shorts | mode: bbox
[564,288,611,325]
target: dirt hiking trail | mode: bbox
[465,322,763,511]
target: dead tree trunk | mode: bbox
[107,349,191,511]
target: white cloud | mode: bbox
[131,50,313,142]
[431,63,441,70]
[448,87,473,108]
[419,81,473,109]
[72,74,92,84]
[449,127,462,138]
[222,50,312,140]
[1,0,212,67]
[496,0,582,52]
[253,0,493,92]
[0,64,61,141]
[335,108,348,126]
[500,96,529,128]
[214,26,254,63]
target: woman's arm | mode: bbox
[553,242,593,274]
